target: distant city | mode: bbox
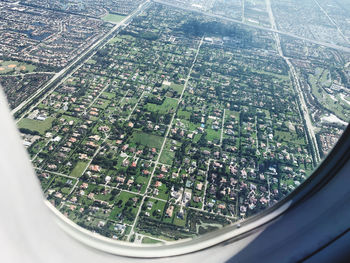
[0,0,349,244]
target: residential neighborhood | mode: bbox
[0,0,349,245]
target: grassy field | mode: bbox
[153,182,169,200]
[61,114,78,123]
[171,83,184,93]
[131,132,164,149]
[309,72,349,121]
[108,36,123,44]
[135,175,150,194]
[145,97,178,114]
[177,119,199,131]
[275,130,305,145]
[109,191,141,223]
[0,60,36,74]
[226,110,240,121]
[206,128,221,142]
[144,198,166,221]
[101,92,116,100]
[177,109,191,120]
[49,176,76,195]
[102,13,126,23]
[142,237,163,244]
[169,83,184,94]
[70,162,89,178]
[173,206,187,227]
[93,98,110,109]
[159,150,175,165]
[18,117,54,135]
[86,59,96,65]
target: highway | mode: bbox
[153,0,350,53]
[313,0,350,45]
[13,0,151,122]
[266,0,321,164]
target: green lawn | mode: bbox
[145,97,178,115]
[135,175,150,194]
[93,98,110,109]
[102,13,126,23]
[61,114,78,123]
[18,117,54,135]
[275,130,305,145]
[109,191,141,224]
[153,183,169,200]
[144,198,166,221]
[142,237,163,244]
[70,162,89,178]
[170,83,184,94]
[206,129,221,142]
[159,150,175,165]
[102,92,116,100]
[48,176,76,195]
[226,110,240,121]
[173,206,187,227]
[108,36,123,44]
[193,133,201,143]
[308,70,350,121]
[177,119,199,131]
[177,110,191,120]
[86,59,96,65]
[250,68,290,81]
[131,132,164,149]
[0,60,36,74]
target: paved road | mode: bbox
[127,36,204,241]
[153,0,350,53]
[242,0,245,23]
[0,72,54,77]
[220,109,226,146]
[313,0,350,45]
[266,0,321,163]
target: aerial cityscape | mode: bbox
[0,0,349,244]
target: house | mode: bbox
[105,176,111,183]
[122,159,130,166]
[196,182,203,191]
[193,196,201,203]
[99,126,110,132]
[127,179,134,186]
[116,176,125,183]
[86,141,98,148]
[79,153,89,160]
[166,205,174,217]
[89,135,101,141]
[89,165,101,172]
[218,203,226,209]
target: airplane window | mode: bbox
[1,0,349,247]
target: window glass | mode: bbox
[1,0,349,245]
